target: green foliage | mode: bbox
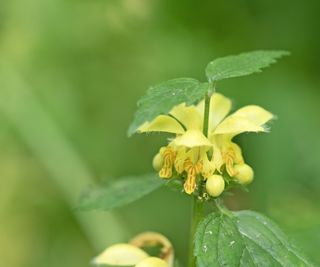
[205,50,290,82]
[128,78,209,136]
[194,210,314,267]
[77,174,163,211]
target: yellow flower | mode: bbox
[93,232,174,267]
[137,93,273,194]
[138,104,215,194]
[204,95,273,177]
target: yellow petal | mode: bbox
[201,152,216,179]
[136,257,169,267]
[212,144,223,172]
[138,115,185,134]
[184,171,197,194]
[210,136,244,173]
[170,103,202,131]
[173,130,212,148]
[174,148,188,174]
[209,93,232,130]
[213,116,265,135]
[231,105,273,126]
[197,93,232,132]
[93,244,149,266]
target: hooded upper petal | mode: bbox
[170,103,202,131]
[198,93,232,133]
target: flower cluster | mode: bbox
[137,93,273,197]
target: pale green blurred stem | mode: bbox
[188,92,211,267]
[0,66,128,250]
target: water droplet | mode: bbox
[263,221,267,225]
[203,245,208,253]
[205,231,213,235]
[229,241,236,246]
[172,92,176,96]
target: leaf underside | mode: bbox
[128,78,209,136]
[194,210,314,267]
[206,50,290,82]
[77,173,163,211]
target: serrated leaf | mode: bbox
[128,78,209,136]
[206,50,290,82]
[77,173,163,211]
[194,210,314,267]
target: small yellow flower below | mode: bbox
[136,257,169,267]
[93,232,174,267]
[93,243,148,266]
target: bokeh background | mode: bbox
[0,0,319,266]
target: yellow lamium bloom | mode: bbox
[136,257,169,267]
[92,243,149,266]
[207,100,273,177]
[93,232,174,267]
[137,93,273,194]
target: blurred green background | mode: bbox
[0,0,319,266]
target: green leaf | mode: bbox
[194,210,314,267]
[77,173,163,211]
[128,78,209,136]
[206,50,290,82]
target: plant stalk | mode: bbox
[188,197,204,267]
[188,91,211,267]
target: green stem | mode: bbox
[202,92,211,137]
[188,197,204,267]
[188,90,212,267]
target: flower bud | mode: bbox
[93,244,148,266]
[206,175,225,197]
[136,257,169,267]
[234,164,254,184]
[152,153,163,171]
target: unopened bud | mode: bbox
[206,175,225,197]
[234,164,254,184]
[152,153,163,172]
[93,244,148,266]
